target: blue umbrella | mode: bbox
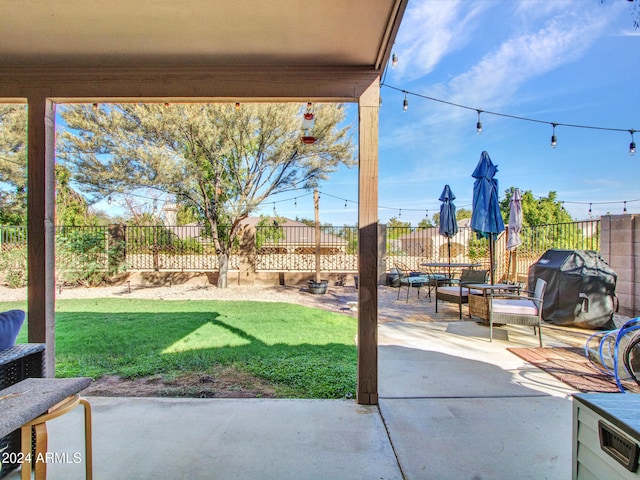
[471,151,505,283]
[439,185,458,269]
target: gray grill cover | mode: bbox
[528,249,617,329]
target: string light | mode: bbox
[624,201,628,213]
[550,123,558,148]
[398,209,402,218]
[391,53,398,69]
[235,102,240,110]
[588,203,592,215]
[402,92,408,112]
[294,197,297,208]
[476,110,483,135]
[630,130,636,156]
[344,199,348,208]
[382,84,637,153]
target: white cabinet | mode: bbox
[573,394,640,479]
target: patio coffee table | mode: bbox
[466,283,521,324]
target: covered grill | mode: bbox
[528,249,617,329]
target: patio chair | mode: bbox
[393,262,431,302]
[488,278,547,347]
[434,269,488,319]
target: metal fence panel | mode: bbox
[255,225,358,272]
[0,220,600,279]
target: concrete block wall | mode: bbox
[600,214,639,317]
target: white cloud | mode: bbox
[445,8,613,109]
[392,0,489,81]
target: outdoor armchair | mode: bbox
[488,278,547,347]
[393,262,432,303]
[435,269,488,319]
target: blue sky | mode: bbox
[257,0,640,226]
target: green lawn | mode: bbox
[2,299,357,398]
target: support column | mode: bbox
[27,97,56,376]
[357,78,380,405]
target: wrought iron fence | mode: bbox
[386,220,600,283]
[0,219,601,281]
[386,226,490,277]
[255,225,358,271]
[122,224,236,271]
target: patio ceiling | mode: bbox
[0,0,407,101]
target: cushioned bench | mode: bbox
[0,377,93,479]
[434,269,488,319]
[0,344,45,478]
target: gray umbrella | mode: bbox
[506,188,523,282]
[506,188,523,251]
[438,185,458,269]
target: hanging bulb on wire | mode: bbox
[476,110,483,135]
[629,130,636,156]
[624,201,628,213]
[403,92,408,112]
[588,203,592,216]
[294,198,297,208]
[391,53,398,69]
[550,123,558,148]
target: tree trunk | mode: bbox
[217,252,229,288]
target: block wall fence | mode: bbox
[600,214,640,317]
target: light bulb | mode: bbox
[630,130,636,156]
[476,110,483,135]
[403,93,408,112]
[391,53,398,69]
[550,123,558,148]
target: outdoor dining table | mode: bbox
[465,283,522,324]
[420,262,482,281]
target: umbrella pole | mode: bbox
[447,238,451,278]
[489,234,495,284]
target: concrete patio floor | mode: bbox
[6,286,600,479]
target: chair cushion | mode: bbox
[438,286,483,297]
[491,299,538,316]
[402,276,429,286]
[0,309,26,350]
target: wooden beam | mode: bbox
[0,66,381,103]
[357,78,380,405]
[27,97,56,377]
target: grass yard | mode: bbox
[2,298,357,399]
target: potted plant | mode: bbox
[308,279,328,295]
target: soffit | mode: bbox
[0,1,404,70]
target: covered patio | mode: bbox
[0,0,409,405]
[4,287,584,479]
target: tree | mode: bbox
[500,188,572,227]
[58,103,354,287]
[386,216,412,239]
[0,104,27,225]
[417,217,434,229]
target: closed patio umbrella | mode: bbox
[506,188,523,283]
[438,185,458,275]
[471,151,505,284]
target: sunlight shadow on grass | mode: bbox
[162,321,251,353]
